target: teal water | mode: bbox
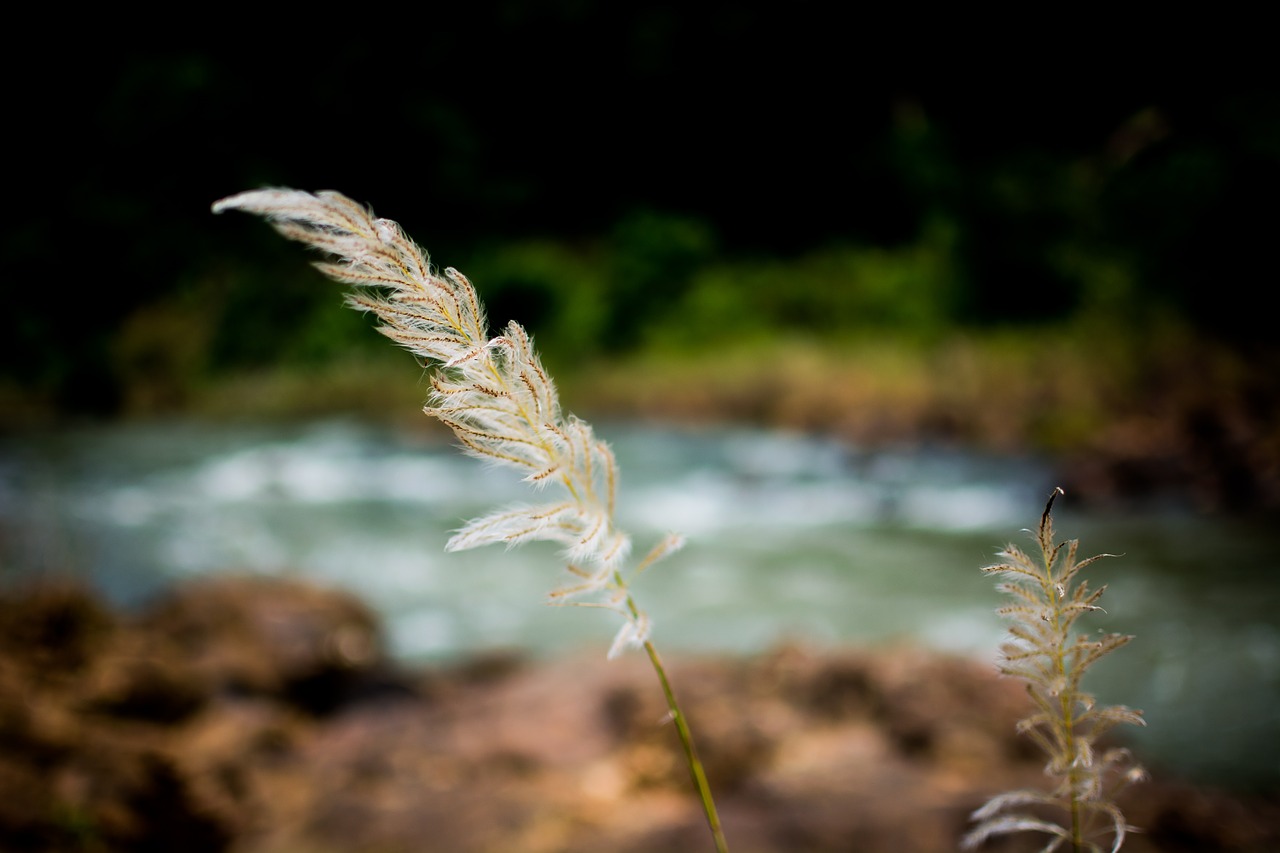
[2,418,1277,790]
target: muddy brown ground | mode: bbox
[1,576,1276,852]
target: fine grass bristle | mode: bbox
[964,487,1146,853]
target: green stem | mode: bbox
[641,637,730,853]
[1048,594,1083,851]
[616,577,728,852]
[1041,495,1084,853]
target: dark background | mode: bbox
[4,6,1277,417]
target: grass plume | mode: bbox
[964,488,1146,853]
[213,188,728,851]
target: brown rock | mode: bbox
[136,574,391,714]
[1,578,1277,852]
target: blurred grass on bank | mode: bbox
[163,323,1276,512]
[4,229,1273,453]
[4,218,1277,510]
[125,318,1270,467]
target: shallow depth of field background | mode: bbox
[2,8,1278,796]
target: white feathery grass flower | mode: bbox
[212,188,676,657]
[963,488,1144,852]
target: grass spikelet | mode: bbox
[964,488,1146,853]
[213,188,729,852]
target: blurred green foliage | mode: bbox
[3,8,1276,421]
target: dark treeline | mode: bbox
[4,6,1277,416]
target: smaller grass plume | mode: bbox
[963,488,1146,853]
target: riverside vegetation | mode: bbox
[214,189,1145,851]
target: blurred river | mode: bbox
[2,418,1277,790]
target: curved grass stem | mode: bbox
[616,576,727,852]
[642,636,729,853]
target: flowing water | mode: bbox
[2,418,1277,790]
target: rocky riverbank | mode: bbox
[2,576,1276,852]
[567,337,1280,515]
